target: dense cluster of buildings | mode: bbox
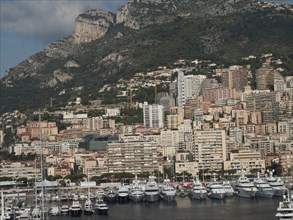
[0,57,292,182]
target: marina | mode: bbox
[1,174,292,220]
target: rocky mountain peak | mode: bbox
[74,9,115,44]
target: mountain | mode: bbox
[1,0,292,113]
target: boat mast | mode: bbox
[87,169,90,201]
[39,113,45,220]
[1,191,4,220]
[34,159,38,208]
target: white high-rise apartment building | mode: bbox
[176,69,206,107]
[143,102,164,128]
[107,141,158,174]
[160,130,184,157]
[193,129,226,171]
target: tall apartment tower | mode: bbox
[143,102,165,128]
[256,63,283,90]
[107,141,158,174]
[176,69,206,108]
[222,65,248,91]
[193,129,226,171]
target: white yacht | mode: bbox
[189,177,207,200]
[72,194,79,201]
[253,172,274,198]
[16,211,30,220]
[266,170,287,197]
[70,200,82,217]
[84,181,94,215]
[31,207,41,220]
[79,193,87,201]
[222,181,235,197]
[60,194,68,202]
[275,192,293,220]
[95,198,109,215]
[60,205,69,215]
[95,190,105,199]
[145,175,160,202]
[49,205,61,216]
[117,185,129,202]
[83,199,94,215]
[206,174,226,200]
[105,189,117,203]
[160,177,176,202]
[234,171,258,198]
[129,175,144,202]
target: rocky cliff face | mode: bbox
[74,9,115,44]
[73,0,255,44]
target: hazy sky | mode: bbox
[0,0,128,77]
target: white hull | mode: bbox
[130,194,144,202]
[118,194,129,202]
[208,192,225,200]
[273,187,287,197]
[190,191,207,200]
[225,191,235,197]
[160,193,176,202]
[256,189,274,198]
[235,188,257,198]
[145,194,159,202]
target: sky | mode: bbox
[0,0,128,78]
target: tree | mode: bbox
[270,162,283,176]
[16,177,28,184]
[250,168,262,174]
[65,173,86,183]
[0,176,13,181]
[3,128,15,148]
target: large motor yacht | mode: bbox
[49,205,61,216]
[253,172,274,198]
[234,171,258,198]
[266,170,287,197]
[160,177,176,202]
[31,207,41,220]
[189,177,207,200]
[83,199,94,215]
[275,191,293,220]
[206,174,226,200]
[129,175,144,202]
[95,197,109,215]
[222,181,235,197]
[70,200,82,217]
[145,175,159,202]
[105,189,117,203]
[117,185,129,202]
[60,205,69,215]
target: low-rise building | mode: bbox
[224,150,265,174]
[175,152,198,177]
[0,161,41,180]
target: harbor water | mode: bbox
[46,196,281,220]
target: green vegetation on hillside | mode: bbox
[0,7,292,113]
